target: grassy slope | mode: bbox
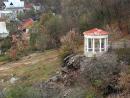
[0,49,60,86]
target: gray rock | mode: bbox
[10,77,19,84]
[63,54,83,69]
[49,75,62,82]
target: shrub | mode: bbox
[1,37,11,54]
[86,91,96,98]
[65,87,87,98]
[59,30,81,62]
[30,13,67,51]
[59,45,73,62]
[0,55,11,62]
[44,15,65,48]
[82,53,122,95]
[5,86,42,98]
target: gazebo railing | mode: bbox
[88,48,93,51]
[87,48,105,52]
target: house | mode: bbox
[18,18,33,32]
[4,0,24,13]
[83,28,109,57]
[0,22,9,38]
[17,18,33,48]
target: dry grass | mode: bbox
[0,49,60,86]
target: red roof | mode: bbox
[83,28,109,36]
[18,18,33,30]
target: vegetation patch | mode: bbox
[0,55,11,63]
[115,48,130,65]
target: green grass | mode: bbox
[0,55,10,62]
[14,59,60,85]
[0,49,60,86]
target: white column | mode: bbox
[86,38,89,52]
[104,38,107,51]
[106,38,108,51]
[91,38,93,50]
[84,37,87,54]
[93,38,95,53]
[99,38,102,52]
[84,37,86,53]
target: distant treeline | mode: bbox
[28,0,130,34]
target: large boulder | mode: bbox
[62,54,84,69]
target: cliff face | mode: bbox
[34,52,130,98]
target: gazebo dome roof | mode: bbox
[83,28,109,36]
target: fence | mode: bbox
[111,40,130,49]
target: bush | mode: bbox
[1,37,11,54]
[0,55,11,62]
[44,14,65,48]
[65,87,87,98]
[59,30,81,62]
[82,53,122,96]
[59,45,73,62]
[30,13,67,51]
[85,91,96,98]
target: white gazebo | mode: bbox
[83,28,109,57]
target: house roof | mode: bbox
[18,18,33,30]
[83,28,109,36]
[4,0,24,9]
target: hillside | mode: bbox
[0,49,60,86]
[0,37,130,98]
[0,0,130,98]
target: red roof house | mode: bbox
[18,18,33,30]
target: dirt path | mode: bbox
[0,50,59,79]
[0,53,41,71]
